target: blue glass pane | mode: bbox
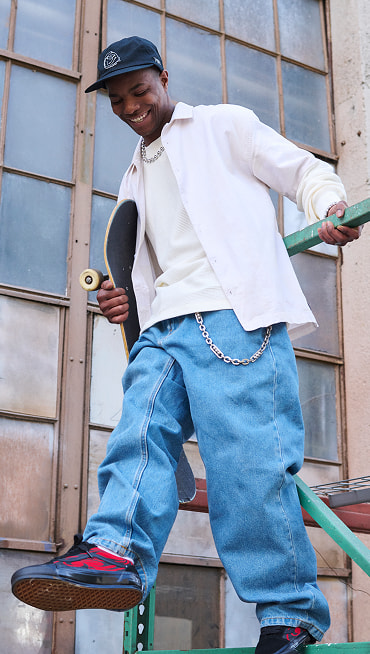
[226,41,279,131]
[0,59,5,130]
[0,173,71,295]
[107,0,161,45]
[5,66,76,180]
[291,252,339,356]
[14,0,76,69]
[166,0,220,30]
[224,0,275,51]
[166,18,222,105]
[89,194,117,302]
[297,358,338,461]
[0,0,11,48]
[93,91,139,195]
[282,62,330,152]
[278,0,325,70]
[137,0,160,6]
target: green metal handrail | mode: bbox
[283,198,370,256]
[295,476,370,576]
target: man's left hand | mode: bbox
[318,201,362,246]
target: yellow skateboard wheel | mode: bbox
[79,268,105,291]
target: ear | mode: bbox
[159,69,169,90]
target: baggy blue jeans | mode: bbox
[84,310,330,640]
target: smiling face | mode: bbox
[106,67,175,145]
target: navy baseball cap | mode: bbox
[85,36,164,93]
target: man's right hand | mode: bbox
[97,280,129,324]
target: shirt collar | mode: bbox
[129,102,194,170]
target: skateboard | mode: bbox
[80,199,196,503]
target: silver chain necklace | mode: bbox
[195,313,272,366]
[141,138,165,164]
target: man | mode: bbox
[12,36,361,654]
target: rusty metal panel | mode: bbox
[0,550,53,653]
[0,296,59,418]
[0,417,54,541]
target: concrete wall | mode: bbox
[330,0,370,642]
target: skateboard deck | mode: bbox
[80,199,196,503]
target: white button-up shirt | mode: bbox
[118,102,346,339]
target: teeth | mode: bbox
[130,112,148,124]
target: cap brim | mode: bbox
[85,62,163,93]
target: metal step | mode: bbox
[310,476,370,509]
[140,645,370,654]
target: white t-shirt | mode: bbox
[142,136,231,332]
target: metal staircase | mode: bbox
[123,477,370,654]
[123,200,370,654]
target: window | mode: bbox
[0,1,347,651]
[154,564,221,649]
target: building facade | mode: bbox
[0,0,369,652]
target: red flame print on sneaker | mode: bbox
[286,628,302,641]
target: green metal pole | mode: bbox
[283,198,370,256]
[295,475,370,577]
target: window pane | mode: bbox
[93,92,139,194]
[166,19,222,105]
[282,62,330,152]
[0,173,71,295]
[14,0,76,69]
[154,564,221,649]
[166,0,220,30]
[278,0,325,70]
[225,575,259,648]
[301,461,340,488]
[90,315,126,428]
[0,417,54,540]
[224,0,275,51]
[0,296,59,417]
[5,66,76,180]
[89,194,116,272]
[226,41,279,131]
[87,429,110,519]
[107,0,161,45]
[0,550,53,653]
[138,0,160,7]
[75,610,125,654]
[0,59,5,127]
[0,0,10,48]
[290,252,339,355]
[297,358,338,461]
[88,194,116,301]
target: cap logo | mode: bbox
[103,51,121,69]
[153,57,161,65]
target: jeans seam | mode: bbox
[269,338,299,596]
[122,355,176,551]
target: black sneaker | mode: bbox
[255,626,316,654]
[11,534,143,612]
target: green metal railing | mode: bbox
[295,476,370,576]
[123,199,370,654]
[283,198,370,256]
